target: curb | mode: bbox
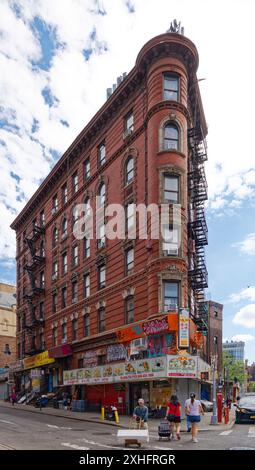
[0,402,236,432]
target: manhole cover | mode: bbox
[92,432,112,436]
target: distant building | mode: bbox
[248,362,255,382]
[206,301,223,374]
[223,340,245,362]
[0,283,16,368]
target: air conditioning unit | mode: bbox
[62,338,67,344]
[61,233,67,240]
[163,249,178,256]
[52,273,58,280]
[51,207,58,215]
[123,126,134,139]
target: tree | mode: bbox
[222,351,245,384]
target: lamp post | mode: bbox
[210,354,218,425]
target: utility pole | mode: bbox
[210,354,218,425]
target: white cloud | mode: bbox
[233,233,255,256]
[229,287,255,304]
[231,334,254,343]
[233,304,255,328]
[0,0,255,268]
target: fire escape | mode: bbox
[23,224,46,356]
[188,127,208,334]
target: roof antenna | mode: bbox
[167,19,184,35]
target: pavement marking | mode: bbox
[0,419,16,425]
[47,424,72,430]
[62,443,90,450]
[219,430,233,436]
[151,446,174,450]
[80,438,128,450]
[248,427,255,437]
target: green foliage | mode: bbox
[222,351,245,384]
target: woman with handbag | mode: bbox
[165,395,181,440]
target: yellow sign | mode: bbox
[23,351,55,370]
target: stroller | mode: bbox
[158,421,173,441]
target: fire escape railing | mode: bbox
[188,127,208,334]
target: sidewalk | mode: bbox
[0,400,235,432]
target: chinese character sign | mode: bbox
[179,308,190,348]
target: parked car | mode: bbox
[200,399,213,412]
[235,395,255,424]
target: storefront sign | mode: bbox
[143,317,169,335]
[116,314,178,343]
[83,350,98,368]
[48,344,72,358]
[8,360,23,372]
[106,344,127,362]
[179,309,190,348]
[167,355,197,378]
[63,356,167,385]
[23,351,55,370]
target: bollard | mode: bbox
[101,406,105,421]
[114,409,119,424]
[224,406,229,424]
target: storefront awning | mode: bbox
[48,344,72,358]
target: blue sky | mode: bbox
[0,0,254,362]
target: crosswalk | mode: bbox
[220,427,255,437]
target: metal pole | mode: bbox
[210,356,217,425]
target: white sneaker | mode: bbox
[192,438,198,443]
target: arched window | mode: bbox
[62,218,68,237]
[53,227,58,247]
[164,123,179,151]
[98,183,106,208]
[125,157,134,184]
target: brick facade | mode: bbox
[11,32,209,406]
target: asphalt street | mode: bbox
[0,405,254,450]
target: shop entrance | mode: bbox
[129,382,149,414]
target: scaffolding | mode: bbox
[188,127,208,333]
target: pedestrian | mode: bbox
[10,391,17,406]
[185,393,204,443]
[133,398,148,429]
[226,394,232,409]
[165,394,181,440]
[184,397,192,432]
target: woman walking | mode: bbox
[185,393,204,443]
[165,394,181,440]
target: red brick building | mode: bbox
[11,29,209,412]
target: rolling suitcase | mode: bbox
[158,421,172,441]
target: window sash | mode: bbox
[84,315,90,337]
[125,248,134,274]
[62,185,68,204]
[163,281,179,311]
[98,309,105,332]
[125,113,134,131]
[126,158,134,183]
[164,75,179,101]
[99,145,106,165]
[126,298,134,323]
[99,266,106,288]
[84,275,90,298]
[84,159,90,179]
[73,174,78,193]
[84,237,90,258]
